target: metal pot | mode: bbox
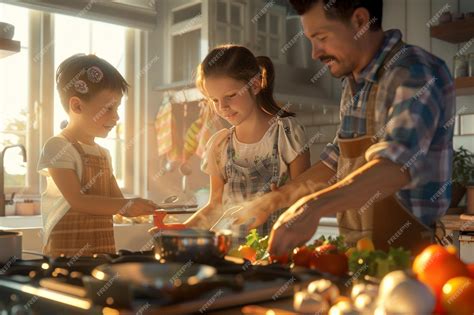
[150,228,233,263]
[0,230,22,264]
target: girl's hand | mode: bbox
[119,198,158,217]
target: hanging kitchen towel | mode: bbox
[183,116,204,161]
[196,103,224,158]
[155,102,173,156]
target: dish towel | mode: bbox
[196,103,224,158]
[155,102,173,156]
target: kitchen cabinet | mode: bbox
[209,0,287,63]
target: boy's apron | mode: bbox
[224,123,285,236]
[336,40,433,255]
[43,137,116,257]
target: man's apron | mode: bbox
[336,41,433,255]
[43,136,116,257]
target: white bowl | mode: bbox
[0,22,14,40]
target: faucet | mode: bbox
[0,144,27,216]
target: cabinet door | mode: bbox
[253,3,286,63]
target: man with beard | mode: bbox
[231,0,455,255]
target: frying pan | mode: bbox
[85,261,225,307]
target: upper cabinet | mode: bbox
[209,0,287,63]
[214,0,246,46]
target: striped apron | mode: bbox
[336,40,433,255]
[224,124,285,236]
[43,137,116,257]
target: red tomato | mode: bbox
[292,246,312,267]
[315,244,337,255]
[309,252,348,277]
[270,253,290,265]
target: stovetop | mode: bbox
[0,250,330,315]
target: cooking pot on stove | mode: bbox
[149,210,233,263]
[0,230,22,264]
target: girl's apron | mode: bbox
[224,124,285,236]
[43,137,116,257]
[337,40,433,255]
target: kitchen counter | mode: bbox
[440,214,474,231]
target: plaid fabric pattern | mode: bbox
[225,126,282,236]
[320,29,455,227]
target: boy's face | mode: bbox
[73,89,122,138]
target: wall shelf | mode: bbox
[430,18,474,44]
[0,38,20,59]
[455,77,474,96]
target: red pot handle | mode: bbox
[153,210,186,230]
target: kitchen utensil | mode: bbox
[0,230,22,264]
[153,229,233,263]
[151,210,233,263]
[162,195,179,204]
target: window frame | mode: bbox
[3,8,143,198]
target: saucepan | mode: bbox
[0,230,22,264]
[149,210,233,263]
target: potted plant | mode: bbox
[451,146,474,208]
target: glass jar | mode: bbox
[454,55,468,78]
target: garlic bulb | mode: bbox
[383,279,435,315]
[293,291,330,314]
[307,279,340,303]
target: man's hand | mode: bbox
[268,195,322,256]
[231,191,285,229]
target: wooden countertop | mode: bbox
[441,214,474,232]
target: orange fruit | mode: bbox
[413,244,470,311]
[441,277,474,314]
[468,264,474,279]
[238,245,257,263]
[356,237,374,252]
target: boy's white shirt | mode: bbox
[37,135,113,245]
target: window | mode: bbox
[170,2,202,83]
[214,0,245,46]
[0,4,30,188]
[54,14,127,186]
[0,3,141,199]
[254,3,285,62]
